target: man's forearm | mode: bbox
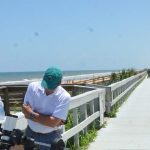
[22,104,62,127]
[32,113,62,128]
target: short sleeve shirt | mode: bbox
[24,82,71,133]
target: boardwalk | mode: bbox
[88,78,150,150]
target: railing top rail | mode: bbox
[69,88,105,109]
[0,86,7,90]
[108,72,146,91]
[62,84,96,90]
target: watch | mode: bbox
[29,112,36,120]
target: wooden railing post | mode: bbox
[79,104,87,134]
[105,87,112,114]
[73,108,79,148]
[99,91,105,126]
[2,87,10,115]
[89,100,94,127]
[94,97,100,129]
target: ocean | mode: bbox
[0,70,115,85]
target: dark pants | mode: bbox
[24,126,61,150]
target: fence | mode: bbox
[0,85,74,114]
[85,71,147,114]
[61,85,105,148]
[105,71,147,113]
[0,85,27,114]
[60,72,147,148]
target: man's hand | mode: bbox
[22,104,39,119]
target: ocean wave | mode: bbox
[0,78,42,85]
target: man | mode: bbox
[22,67,71,150]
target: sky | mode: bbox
[0,0,150,72]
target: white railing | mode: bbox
[61,87,105,148]
[61,72,147,148]
[105,71,147,113]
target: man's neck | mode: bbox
[45,89,55,96]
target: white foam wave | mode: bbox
[0,78,42,85]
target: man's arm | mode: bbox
[22,104,63,127]
[34,114,63,127]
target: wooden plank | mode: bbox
[0,86,7,89]
[2,87,10,115]
[73,108,79,148]
[79,104,88,134]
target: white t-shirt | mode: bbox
[24,82,71,133]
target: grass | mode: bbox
[79,128,97,150]
[66,126,99,150]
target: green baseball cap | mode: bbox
[41,67,63,90]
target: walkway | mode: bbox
[88,78,150,150]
